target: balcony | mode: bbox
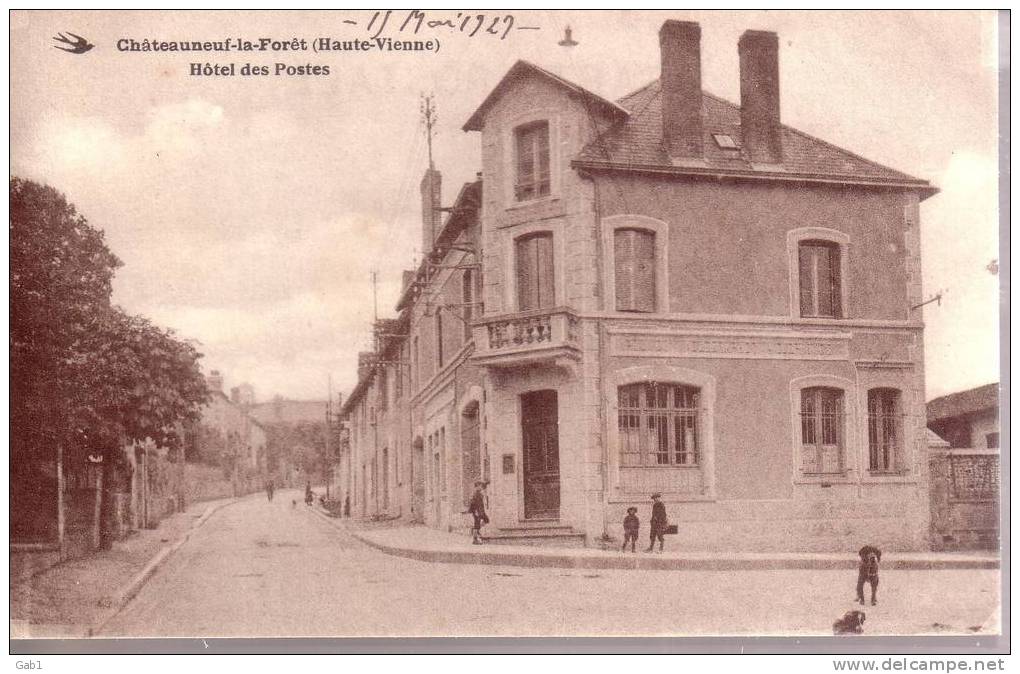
[471,306,581,370]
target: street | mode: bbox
[96,491,1000,638]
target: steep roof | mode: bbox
[574,80,936,198]
[927,383,1000,423]
[463,60,629,132]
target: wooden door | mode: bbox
[521,390,560,519]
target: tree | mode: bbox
[10,178,121,461]
[265,420,329,482]
[10,178,209,544]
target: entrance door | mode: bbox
[521,390,560,519]
[411,438,425,522]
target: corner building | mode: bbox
[338,21,937,551]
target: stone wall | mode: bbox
[929,446,1000,550]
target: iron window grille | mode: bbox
[867,388,904,473]
[800,387,845,475]
[618,382,700,467]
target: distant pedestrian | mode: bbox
[344,494,350,518]
[467,480,490,544]
[622,507,639,553]
[305,482,313,506]
[266,479,275,502]
[646,493,667,553]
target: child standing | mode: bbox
[622,507,640,552]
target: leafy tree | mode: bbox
[10,178,121,461]
[11,177,208,467]
[265,420,329,481]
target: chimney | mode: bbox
[659,20,703,159]
[738,30,782,164]
[206,370,223,392]
[420,168,442,254]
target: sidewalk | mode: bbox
[10,495,240,639]
[319,513,1000,572]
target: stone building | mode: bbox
[927,382,1000,450]
[337,20,938,551]
[190,370,267,475]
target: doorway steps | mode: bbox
[485,522,586,548]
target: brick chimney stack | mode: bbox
[420,168,442,254]
[659,20,703,160]
[739,29,782,164]
[206,370,223,393]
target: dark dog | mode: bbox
[833,610,866,635]
[857,545,882,606]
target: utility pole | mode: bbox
[325,374,332,499]
[371,270,379,352]
[420,93,437,170]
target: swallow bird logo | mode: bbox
[52,31,94,54]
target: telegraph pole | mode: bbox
[420,93,437,170]
[371,270,379,351]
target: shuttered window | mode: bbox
[516,233,555,311]
[515,121,551,201]
[799,241,842,318]
[462,269,474,343]
[435,310,444,368]
[614,228,656,312]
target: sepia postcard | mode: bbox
[8,9,1005,654]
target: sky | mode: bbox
[9,10,1001,402]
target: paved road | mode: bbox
[100,490,1001,638]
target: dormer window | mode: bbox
[712,133,739,149]
[514,121,550,201]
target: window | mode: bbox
[986,432,1000,449]
[462,269,474,343]
[378,367,388,412]
[618,383,700,467]
[799,240,842,318]
[867,388,902,473]
[514,121,550,201]
[394,346,404,400]
[516,232,555,311]
[614,228,656,312]
[435,310,444,368]
[412,336,419,391]
[712,133,738,149]
[800,387,844,474]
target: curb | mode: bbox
[89,496,243,637]
[307,508,1000,572]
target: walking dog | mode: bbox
[857,545,882,606]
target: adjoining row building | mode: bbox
[335,20,939,551]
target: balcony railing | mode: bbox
[471,306,581,369]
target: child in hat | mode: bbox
[622,507,640,553]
